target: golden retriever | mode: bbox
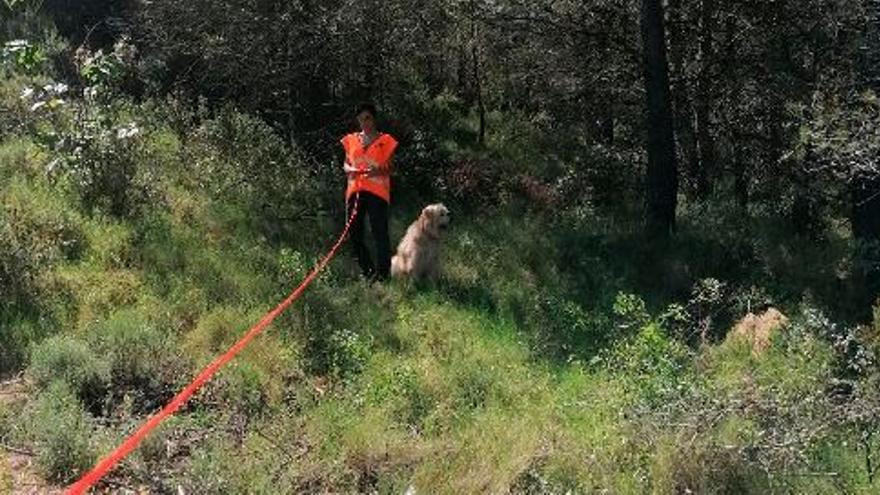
[391,204,450,282]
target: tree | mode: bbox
[640,0,678,238]
[853,0,880,301]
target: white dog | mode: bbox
[391,204,451,282]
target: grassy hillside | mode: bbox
[2,44,880,495]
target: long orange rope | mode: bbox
[67,196,360,494]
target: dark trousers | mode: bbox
[347,191,390,281]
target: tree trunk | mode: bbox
[641,0,679,238]
[473,41,485,146]
[732,139,749,209]
[855,0,880,237]
[285,11,297,148]
[693,0,716,199]
[457,42,468,100]
[470,2,485,146]
[853,174,880,243]
[852,0,880,306]
[666,0,697,197]
[600,94,615,145]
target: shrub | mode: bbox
[364,361,434,428]
[649,430,769,494]
[0,173,84,314]
[0,73,48,136]
[603,322,694,407]
[51,104,148,217]
[189,106,323,239]
[27,381,96,484]
[0,39,47,76]
[527,294,612,360]
[321,328,371,379]
[87,309,189,414]
[0,317,43,374]
[28,335,111,404]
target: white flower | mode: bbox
[116,123,140,140]
[52,83,69,94]
[20,87,34,99]
[5,40,28,51]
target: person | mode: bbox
[340,102,398,282]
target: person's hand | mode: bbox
[343,163,358,174]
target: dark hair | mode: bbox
[355,102,377,118]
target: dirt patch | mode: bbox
[2,451,63,495]
[1,376,63,494]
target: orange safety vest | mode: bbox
[341,132,398,203]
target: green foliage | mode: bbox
[604,322,694,406]
[189,106,323,240]
[613,292,652,332]
[0,317,39,373]
[76,41,132,90]
[26,381,96,484]
[0,141,85,370]
[0,165,84,312]
[0,39,45,75]
[364,360,434,428]
[302,326,373,381]
[28,334,110,404]
[795,90,880,187]
[86,309,189,414]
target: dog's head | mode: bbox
[420,203,450,237]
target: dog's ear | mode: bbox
[417,207,431,231]
[421,205,441,237]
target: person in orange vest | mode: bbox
[341,102,399,282]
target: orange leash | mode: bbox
[67,196,360,494]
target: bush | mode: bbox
[0,73,48,136]
[215,362,270,418]
[28,334,111,406]
[10,58,159,217]
[189,106,323,240]
[0,171,84,314]
[48,100,150,217]
[603,321,694,407]
[87,309,189,414]
[305,327,372,380]
[364,361,435,428]
[1,39,48,76]
[0,317,43,375]
[27,381,96,484]
[649,430,769,494]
